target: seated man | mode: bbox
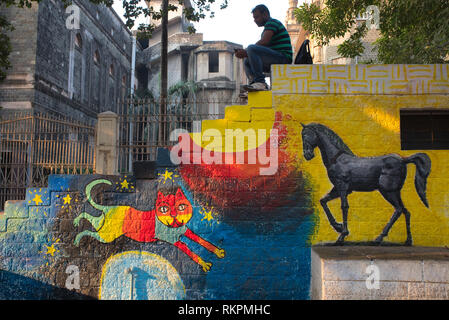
[235,4,293,93]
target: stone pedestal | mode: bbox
[312,246,449,300]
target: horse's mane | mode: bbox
[308,123,355,156]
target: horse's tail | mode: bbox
[85,179,112,212]
[404,153,431,208]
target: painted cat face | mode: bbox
[156,189,193,228]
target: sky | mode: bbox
[112,1,293,47]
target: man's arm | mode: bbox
[234,23,275,59]
[234,29,275,59]
[256,29,274,47]
[235,48,247,58]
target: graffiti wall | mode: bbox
[0,64,448,300]
[272,64,449,247]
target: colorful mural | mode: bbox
[0,64,448,300]
[74,179,225,272]
[99,251,186,300]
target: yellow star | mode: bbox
[32,194,43,205]
[62,194,72,205]
[121,179,129,189]
[201,209,215,222]
[160,170,173,184]
[45,244,57,256]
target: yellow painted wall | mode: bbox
[272,64,449,246]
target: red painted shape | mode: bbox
[174,240,200,264]
[122,207,156,242]
[184,228,218,254]
[177,114,302,209]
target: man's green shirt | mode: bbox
[263,18,293,61]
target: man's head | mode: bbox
[252,4,270,27]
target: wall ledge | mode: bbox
[312,245,449,300]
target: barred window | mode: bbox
[75,33,82,49]
[109,64,115,77]
[93,50,100,65]
[208,51,219,73]
[400,110,449,150]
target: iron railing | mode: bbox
[117,97,238,173]
[0,110,96,210]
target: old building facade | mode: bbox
[143,0,247,115]
[0,0,138,121]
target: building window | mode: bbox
[75,33,82,49]
[400,110,449,150]
[93,50,100,65]
[208,51,219,73]
[109,64,115,77]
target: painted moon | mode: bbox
[99,251,185,300]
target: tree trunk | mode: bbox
[159,0,168,145]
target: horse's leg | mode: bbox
[335,192,350,245]
[403,208,412,246]
[374,190,404,244]
[320,188,343,233]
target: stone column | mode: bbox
[95,111,118,175]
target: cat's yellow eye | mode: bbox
[159,206,169,214]
[177,204,186,212]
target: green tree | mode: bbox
[168,80,198,113]
[295,0,449,64]
[0,7,14,80]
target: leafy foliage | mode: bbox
[337,23,367,59]
[0,14,13,80]
[124,0,228,38]
[168,80,198,98]
[295,0,377,47]
[294,0,449,64]
[376,0,449,64]
[167,80,198,114]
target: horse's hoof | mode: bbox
[373,236,383,244]
[404,239,412,246]
[333,223,344,233]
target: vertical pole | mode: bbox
[125,267,134,300]
[159,0,169,146]
[128,36,137,173]
[26,115,34,188]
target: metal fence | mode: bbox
[117,97,236,174]
[0,110,96,210]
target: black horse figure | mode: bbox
[301,123,431,246]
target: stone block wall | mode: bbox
[0,0,136,120]
[0,4,38,110]
[312,246,449,300]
